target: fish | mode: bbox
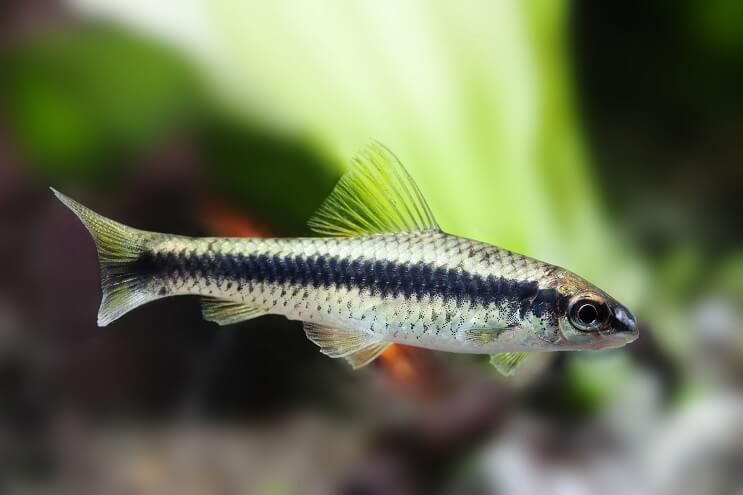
[52,142,638,375]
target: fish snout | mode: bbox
[612,305,638,344]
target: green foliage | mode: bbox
[203,125,337,234]
[0,24,202,179]
[688,0,743,55]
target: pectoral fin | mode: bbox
[489,352,530,376]
[464,327,507,345]
[303,322,390,369]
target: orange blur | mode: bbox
[200,201,273,238]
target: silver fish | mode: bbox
[53,142,638,374]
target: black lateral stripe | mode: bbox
[145,250,552,309]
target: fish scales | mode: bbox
[131,231,555,352]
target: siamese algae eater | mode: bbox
[53,143,638,374]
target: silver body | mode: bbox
[148,231,560,353]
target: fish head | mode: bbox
[550,270,638,350]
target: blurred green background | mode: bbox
[0,1,741,494]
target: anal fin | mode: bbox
[345,341,391,369]
[202,297,267,326]
[303,322,390,369]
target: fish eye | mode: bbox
[568,295,609,332]
[577,303,598,324]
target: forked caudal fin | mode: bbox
[51,188,156,326]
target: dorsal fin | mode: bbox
[308,142,439,237]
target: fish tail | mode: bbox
[52,188,157,327]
